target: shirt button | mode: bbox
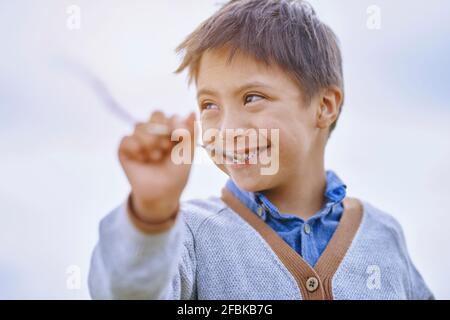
[306,277,319,292]
[257,206,264,217]
[303,223,311,234]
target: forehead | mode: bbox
[196,46,298,92]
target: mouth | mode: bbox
[222,145,270,164]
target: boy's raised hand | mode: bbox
[118,110,197,223]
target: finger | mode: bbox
[134,122,160,150]
[168,112,197,162]
[177,112,197,143]
[147,111,173,149]
[169,112,196,136]
[184,112,197,156]
[148,148,163,161]
[185,111,197,137]
[119,135,145,162]
[144,113,174,151]
[160,137,172,150]
[132,129,167,162]
[148,110,168,125]
[126,132,164,163]
[135,110,173,160]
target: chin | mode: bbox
[227,166,276,193]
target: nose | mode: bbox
[219,108,252,147]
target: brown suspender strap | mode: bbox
[220,187,363,300]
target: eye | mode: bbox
[200,102,219,112]
[244,94,264,105]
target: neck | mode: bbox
[260,160,326,220]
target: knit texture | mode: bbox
[89,196,433,300]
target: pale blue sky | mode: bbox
[0,0,449,298]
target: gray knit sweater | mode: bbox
[88,188,433,300]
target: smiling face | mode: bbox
[195,46,329,193]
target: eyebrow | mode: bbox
[196,81,273,100]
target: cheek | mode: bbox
[278,123,313,163]
[200,122,220,144]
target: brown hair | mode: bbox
[174,0,344,135]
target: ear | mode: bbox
[316,86,343,130]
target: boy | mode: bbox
[88,0,433,299]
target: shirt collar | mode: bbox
[225,170,347,222]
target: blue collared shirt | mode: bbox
[225,170,347,267]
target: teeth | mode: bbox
[225,150,258,163]
[206,145,269,163]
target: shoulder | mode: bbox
[355,199,433,299]
[357,199,408,250]
[179,195,229,235]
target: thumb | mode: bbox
[183,111,197,135]
[171,112,197,163]
[183,111,197,156]
[176,111,197,143]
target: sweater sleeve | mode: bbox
[407,257,434,300]
[393,220,434,300]
[88,199,196,300]
[404,243,434,300]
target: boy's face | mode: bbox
[196,46,326,192]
